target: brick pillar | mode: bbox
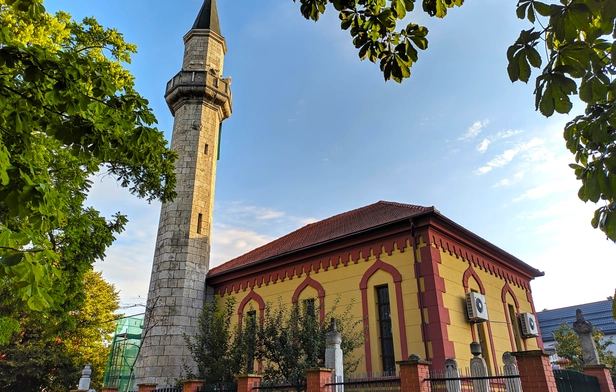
[137,383,157,392]
[584,365,616,392]
[237,374,262,392]
[102,388,119,392]
[397,358,431,392]
[512,350,558,392]
[306,368,333,392]
[183,380,204,392]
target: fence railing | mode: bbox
[424,367,521,392]
[554,369,601,392]
[252,379,307,392]
[325,371,400,392]
[198,382,238,392]
[150,388,181,392]
[424,374,521,392]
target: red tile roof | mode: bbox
[208,201,433,277]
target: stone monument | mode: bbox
[572,309,601,365]
[134,0,232,386]
[444,358,461,392]
[469,342,489,392]
[325,318,344,392]
[502,352,521,392]
[77,364,92,391]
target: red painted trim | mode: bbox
[501,282,521,352]
[237,290,265,321]
[237,289,265,374]
[291,275,326,322]
[360,287,371,372]
[210,231,412,297]
[417,242,455,370]
[394,279,409,360]
[359,258,408,372]
[416,214,540,291]
[461,264,496,369]
[462,265,486,294]
[359,258,403,289]
[486,320,499,369]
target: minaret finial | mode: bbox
[193,0,221,35]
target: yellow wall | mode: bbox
[216,244,423,374]
[213,240,540,375]
[439,247,540,373]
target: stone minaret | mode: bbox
[134,0,232,385]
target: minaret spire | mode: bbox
[193,0,221,35]
[134,0,232,386]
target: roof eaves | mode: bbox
[208,208,436,278]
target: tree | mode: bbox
[291,0,616,241]
[552,322,616,371]
[184,296,244,386]
[256,297,364,388]
[186,296,364,390]
[0,0,176,318]
[0,269,120,392]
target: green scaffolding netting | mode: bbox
[103,315,143,392]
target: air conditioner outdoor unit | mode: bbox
[519,312,539,338]
[466,292,489,322]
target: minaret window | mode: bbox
[204,144,209,155]
[197,213,203,234]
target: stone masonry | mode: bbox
[134,0,232,386]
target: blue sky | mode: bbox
[45,0,615,313]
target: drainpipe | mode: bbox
[410,219,431,361]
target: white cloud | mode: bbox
[493,179,510,187]
[474,166,492,175]
[210,224,276,268]
[459,119,489,140]
[225,204,286,220]
[474,138,545,175]
[493,129,524,140]
[476,139,491,153]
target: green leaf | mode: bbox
[518,51,531,82]
[533,1,551,16]
[0,252,24,267]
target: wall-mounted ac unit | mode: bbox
[466,292,489,322]
[519,312,539,338]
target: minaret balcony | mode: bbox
[164,70,232,119]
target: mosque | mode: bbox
[133,0,545,386]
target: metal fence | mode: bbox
[325,371,400,392]
[554,369,601,392]
[199,382,238,392]
[252,379,306,392]
[424,369,521,392]
[150,388,181,392]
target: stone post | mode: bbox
[183,380,204,392]
[137,383,158,392]
[502,352,521,392]
[397,354,431,392]
[306,368,333,392]
[573,309,601,365]
[77,364,92,391]
[325,318,343,392]
[469,342,489,392]
[444,358,461,392]
[237,374,262,392]
[583,365,616,392]
[512,350,558,392]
